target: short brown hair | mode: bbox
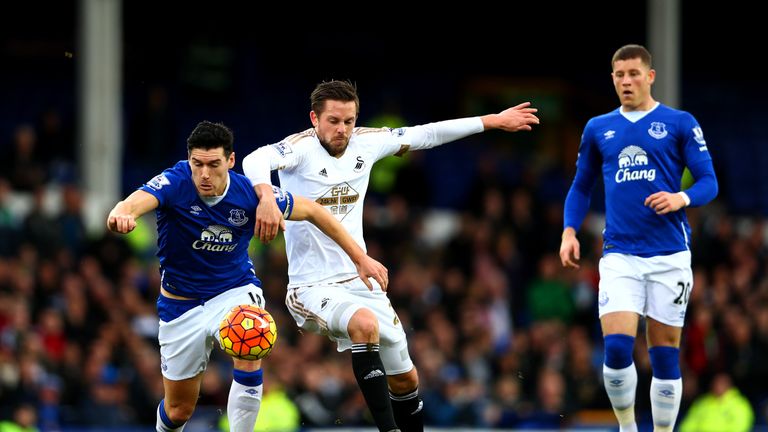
[612,44,652,69]
[310,80,360,116]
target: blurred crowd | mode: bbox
[0,113,766,431]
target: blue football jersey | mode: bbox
[568,104,713,257]
[140,161,294,299]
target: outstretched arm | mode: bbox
[107,190,159,234]
[480,102,540,132]
[400,102,539,153]
[288,196,388,291]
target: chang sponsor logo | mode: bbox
[615,145,656,183]
[192,225,238,252]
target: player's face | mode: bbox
[311,100,357,157]
[188,147,235,196]
[612,57,655,111]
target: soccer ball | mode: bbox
[219,305,277,360]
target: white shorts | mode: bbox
[157,284,265,380]
[285,277,414,375]
[598,251,693,327]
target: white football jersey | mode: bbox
[263,127,408,287]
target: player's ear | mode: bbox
[310,111,319,128]
[228,152,235,168]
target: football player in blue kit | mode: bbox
[559,45,718,432]
[107,121,388,432]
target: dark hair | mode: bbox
[186,121,234,157]
[310,80,360,116]
[612,44,652,69]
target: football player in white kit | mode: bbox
[243,81,539,431]
[559,45,718,432]
[107,121,388,432]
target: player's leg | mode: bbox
[157,296,212,432]
[601,312,640,432]
[646,320,683,432]
[379,314,422,432]
[598,253,646,432]
[645,251,692,432]
[388,367,422,432]
[227,358,264,432]
[214,284,269,432]
[285,283,399,431]
[348,307,399,432]
[157,375,203,431]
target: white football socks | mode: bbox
[227,379,263,432]
[603,363,638,432]
[650,377,682,432]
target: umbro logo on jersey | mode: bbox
[190,205,202,215]
[319,168,328,177]
[604,130,616,140]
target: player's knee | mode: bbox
[165,400,196,425]
[388,367,419,394]
[604,334,635,369]
[347,308,379,341]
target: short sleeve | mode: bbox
[138,163,185,207]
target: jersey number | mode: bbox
[248,292,263,306]
[673,281,691,305]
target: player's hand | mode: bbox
[107,213,137,234]
[559,229,581,269]
[484,102,540,132]
[644,191,686,215]
[255,197,285,244]
[356,256,389,291]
